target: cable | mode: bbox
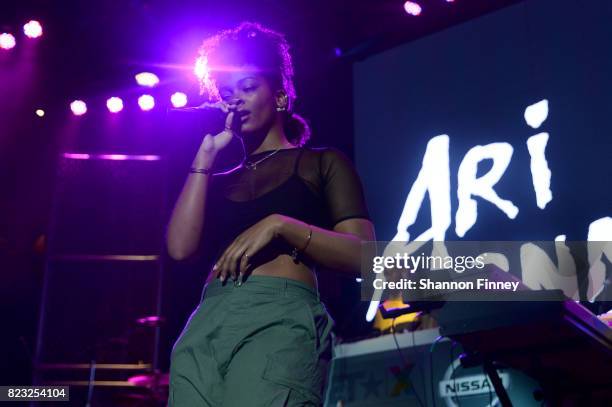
[412,328,428,407]
[391,317,426,407]
[207,132,247,176]
[85,359,96,407]
[450,340,461,407]
[429,335,445,407]
[483,365,492,406]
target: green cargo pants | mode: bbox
[167,275,335,407]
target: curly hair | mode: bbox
[197,22,310,146]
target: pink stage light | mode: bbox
[194,56,208,81]
[106,97,124,113]
[70,100,87,116]
[404,1,422,16]
[102,154,128,160]
[63,153,161,161]
[135,72,160,87]
[100,154,160,161]
[140,155,161,161]
[23,20,43,38]
[138,95,155,111]
[171,92,187,108]
[63,153,91,160]
[0,33,16,50]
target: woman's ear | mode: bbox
[275,90,288,111]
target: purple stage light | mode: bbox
[100,154,159,161]
[0,33,16,50]
[63,153,91,160]
[102,154,128,160]
[404,1,422,16]
[171,92,187,108]
[194,56,209,81]
[135,72,159,87]
[63,153,161,161]
[106,97,124,113]
[23,20,43,38]
[139,155,161,161]
[138,95,155,111]
[70,100,87,116]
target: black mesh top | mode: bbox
[201,146,371,263]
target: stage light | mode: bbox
[194,56,208,80]
[135,72,159,87]
[170,92,187,108]
[140,155,161,161]
[98,154,161,161]
[63,153,161,161]
[0,33,16,50]
[70,100,87,116]
[106,97,124,113]
[102,154,128,160]
[35,109,45,117]
[404,1,422,16]
[63,153,91,160]
[23,20,43,38]
[138,94,155,111]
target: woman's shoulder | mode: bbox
[302,145,352,161]
[301,146,356,171]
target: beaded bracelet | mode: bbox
[189,167,213,174]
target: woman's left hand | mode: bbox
[214,214,285,283]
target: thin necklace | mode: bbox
[244,148,282,170]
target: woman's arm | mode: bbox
[165,165,213,262]
[213,214,376,281]
[277,215,376,275]
[166,144,220,261]
[166,106,235,261]
[279,147,376,274]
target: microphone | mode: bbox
[166,102,228,136]
[168,102,226,114]
[168,101,243,114]
[166,102,229,130]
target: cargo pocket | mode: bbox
[298,299,335,361]
[260,298,324,406]
[261,349,322,406]
[313,303,335,362]
[296,298,319,354]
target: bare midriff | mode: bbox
[205,253,318,290]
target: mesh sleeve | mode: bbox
[320,147,371,226]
